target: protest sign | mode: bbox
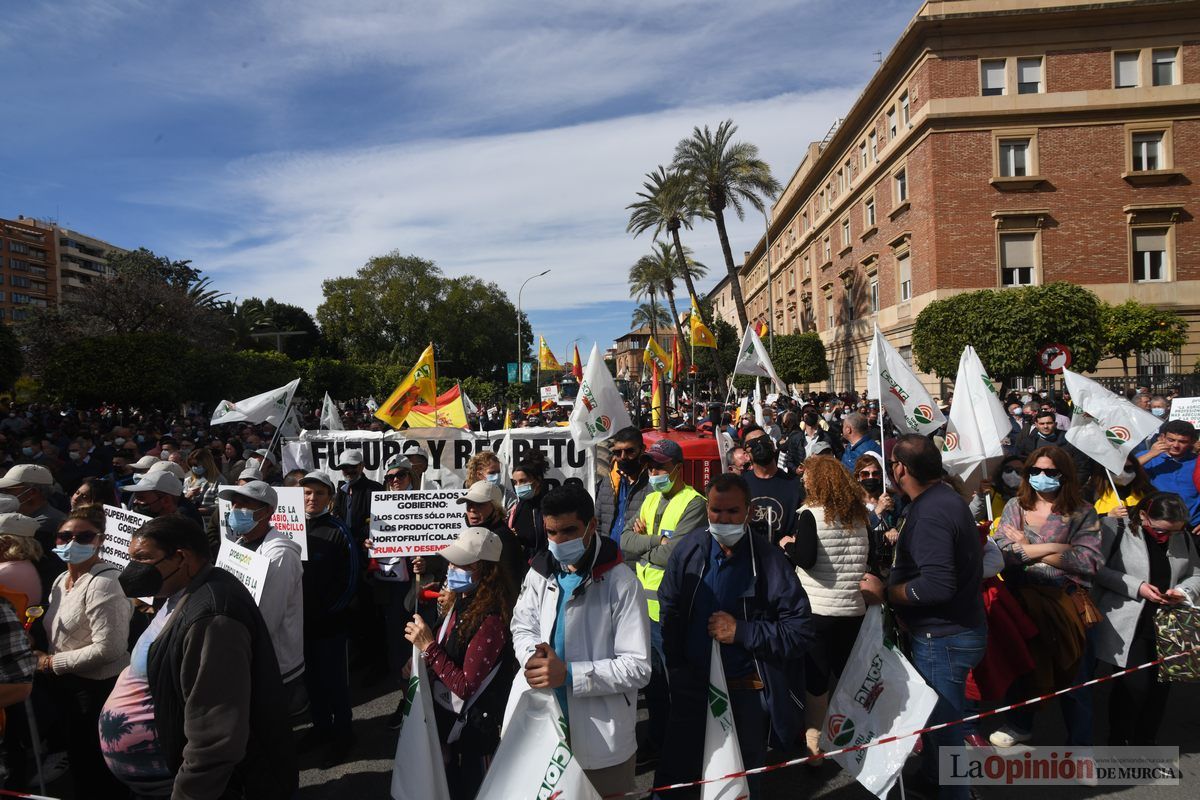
[285,427,595,493]
[1170,396,1200,427]
[368,489,462,557]
[216,539,270,604]
[540,384,560,402]
[270,487,308,559]
[101,505,152,569]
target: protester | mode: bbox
[458,479,526,594]
[886,434,986,800]
[0,463,66,597]
[1137,419,1200,532]
[0,591,35,708]
[405,526,517,800]
[100,514,298,798]
[510,483,651,796]
[70,476,118,510]
[183,445,221,516]
[217,481,307,723]
[0,512,43,609]
[855,452,897,576]
[334,448,384,543]
[509,451,551,558]
[37,505,131,798]
[298,470,360,766]
[742,427,803,542]
[1093,493,1200,745]
[595,427,651,541]
[222,439,247,483]
[800,412,838,459]
[466,450,514,509]
[656,473,814,797]
[990,445,1101,748]
[839,412,880,473]
[781,455,869,765]
[1089,456,1155,518]
[1018,409,1093,484]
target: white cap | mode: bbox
[457,480,503,509]
[238,464,263,482]
[439,526,503,566]
[336,449,364,468]
[0,512,39,538]
[255,449,278,466]
[148,461,187,481]
[0,464,54,489]
[218,480,278,509]
[298,471,335,492]
[132,455,159,471]
[125,471,184,497]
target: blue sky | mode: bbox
[3,0,919,358]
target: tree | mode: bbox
[0,324,22,390]
[912,282,1105,390]
[630,303,672,334]
[692,312,740,389]
[234,298,325,359]
[672,120,782,328]
[1101,300,1188,382]
[628,256,666,343]
[645,241,707,357]
[772,333,830,386]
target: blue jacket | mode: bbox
[658,527,814,748]
[841,436,881,473]
[1142,451,1200,527]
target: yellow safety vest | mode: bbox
[636,485,704,622]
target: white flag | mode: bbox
[941,346,1010,482]
[822,607,939,799]
[569,343,634,448]
[211,378,300,427]
[702,640,750,800]
[390,645,451,800]
[733,327,786,393]
[476,689,601,800]
[752,382,765,428]
[459,384,479,416]
[320,392,344,431]
[366,395,379,413]
[279,406,305,439]
[1063,368,1163,475]
[866,326,944,436]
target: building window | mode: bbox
[865,197,876,228]
[1000,232,1037,286]
[803,250,810,277]
[10,259,28,272]
[1152,48,1177,86]
[10,309,25,322]
[1115,51,1140,88]
[12,294,30,305]
[823,237,832,263]
[836,168,844,194]
[10,276,30,289]
[894,168,908,203]
[1136,348,1176,382]
[888,107,897,139]
[825,294,834,329]
[1017,57,1043,94]
[897,252,912,301]
[870,278,880,312]
[841,218,851,248]
[1132,227,1169,282]
[999,138,1030,177]
[900,91,910,126]
[1132,132,1163,171]
[868,131,877,162]
[981,59,1006,95]
[8,241,29,254]
[802,211,809,232]
[859,141,868,169]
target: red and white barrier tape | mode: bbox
[0,790,59,800]
[604,643,1200,798]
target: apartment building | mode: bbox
[738,0,1200,393]
[0,218,58,323]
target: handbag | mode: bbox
[1154,606,1200,682]
[1066,583,1103,629]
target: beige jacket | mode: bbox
[44,562,132,680]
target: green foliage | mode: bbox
[1101,300,1188,378]
[0,324,23,390]
[912,282,1104,384]
[693,312,740,386]
[772,333,829,385]
[41,334,196,407]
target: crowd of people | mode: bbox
[0,380,1197,799]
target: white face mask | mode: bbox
[1001,470,1023,489]
[709,522,747,548]
[1113,469,1137,487]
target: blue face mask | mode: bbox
[52,540,97,565]
[446,566,476,593]
[648,473,674,494]
[191,466,206,476]
[226,508,259,537]
[1028,473,1061,493]
[514,483,534,500]
[548,535,588,567]
[21,447,33,457]
[485,473,502,485]
[1151,408,1166,418]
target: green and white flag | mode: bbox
[866,326,944,436]
[1063,368,1162,475]
[211,378,300,427]
[390,644,451,800]
[320,392,344,431]
[702,640,750,800]
[733,326,786,393]
[569,343,633,448]
[941,346,1009,482]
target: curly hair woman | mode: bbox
[780,455,870,764]
[404,527,517,800]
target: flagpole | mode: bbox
[266,399,294,457]
[874,328,889,490]
[1106,468,1125,511]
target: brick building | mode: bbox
[612,326,681,383]
[735,0,1200,395]
[0,218,58,323]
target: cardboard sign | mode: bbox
[1169,396,1200,427]
[101,505,153,569]
[368,489,463,557]
[540,384,560,402]
[216,539,270,604]
[217,490,308,560]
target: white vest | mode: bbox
[795,505,869,617]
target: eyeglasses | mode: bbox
[56,531,98,544]
[1026,467,1061,478]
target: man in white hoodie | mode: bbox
[510,483,651,796]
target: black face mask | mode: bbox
[119,555,180,599]
[616,457,641,476]
[747,437,776,465]
[861,478,884,496]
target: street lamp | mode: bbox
[517,269,551,393]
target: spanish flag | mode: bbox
[571,344,583,382]
[671,336,683,384]
[375,344,437,429]
[643,336,672,375]
[539,336,564,371]
[689,296,717,349]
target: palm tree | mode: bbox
[630,302,672,331]
[672,119,782,329]
[645,241,708,363]
[628,255,666,343]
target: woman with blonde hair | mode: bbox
[0,511,43,607]
[466,451,513,510]
[184,446,221,517]
[780,455,870,764]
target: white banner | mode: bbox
[1169,396,1200,427]
[390,644,452,800]
[569,343,633,448]
[285,427,595,494]
[941,345,1010,484]
[368,490,462,557]
[101,505,153,569]
[702,640,750,800]
[216,539,271,604]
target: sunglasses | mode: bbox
[1026,467,1061,478]
[56,531,99,544]
[385,472,408,481]
[611,447,639,458]
[859,470,881,478]
[1001,467,1020,475]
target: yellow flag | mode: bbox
[689,296,717,349]
[375,344,437,429]
[643,336,672,375]
[503,408,512,429]
[538,336,563,371]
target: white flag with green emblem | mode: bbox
[941,345,1010,482]
[211,378,300,427]
[702,640,750,800]
[733,326,786,393]
[390,644,451,800]
[475,689,600,799]
[320,392,344,431]
[1063,368,1162,474]
[569,343,633,448]
[866,326,944,436]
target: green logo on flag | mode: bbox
[1105,426,1131,447]
[912,404,934,426]
[828,714,856,747]
[981,375,997,394]
[708,684,735,732]
[401,675,419,719]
